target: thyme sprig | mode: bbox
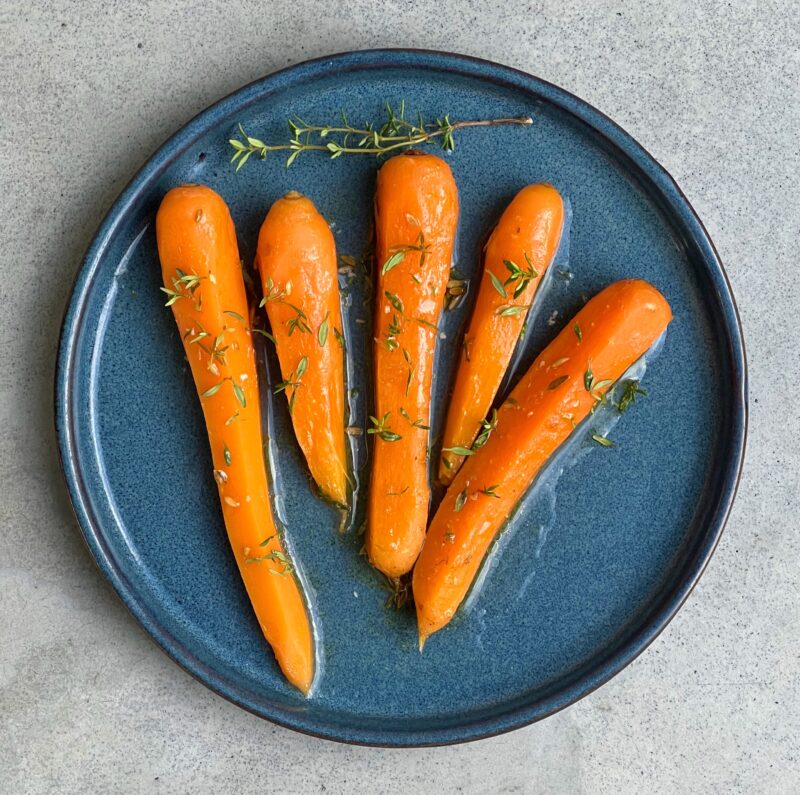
[368,412,402,442]
[495,302,532,318]
[244,537,294,575]
[503,253,539,298]
[230,103,533,170]
[200,375,246,408]
[583,360,614,403]
[473,409,498,450]
[161,268,205,310]
[399,407,430,430]
[274,356,308,414]
[617,380,647,413]
[380,230,429,276]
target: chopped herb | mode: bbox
[584,361,594,392]
[473,409,498,450]
[454,487,468,512]
[252,328,277,344]
[552,356,570,368]
[260,277,286,305]
[444,531,456,544]
[399,406,430,429]
[591,434,615,448]
[496,304,526,317]
[244,547,294,575]
[443,446,474,457]
[208,333,229,367]
[488,270,507,298]
[583,360,614,402]
[201,382,223,398]
[384,290,404,313]
[318,312,329,346]
[413,316,437,331]
[384,313,401,351]
[225,411,240,426]
[574,323,583,342]
[333,327,345,348]
[160,287,182,306]
[617,380,647,413]
[223,310,245,322]
[187,327,209,344]
[479,485,500,498]
[503,253,538,298]
[368,412,402,442]
[274,357,307,414]
[223,443,232,466]
[592,379,614,396]
[285,304,311,335]
[232,382,246,408]
[548,374,570,391]
[162,269,205,310]
[381,250,406,276]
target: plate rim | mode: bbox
[54,48,748,747]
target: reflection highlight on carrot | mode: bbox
[414,279,673,646]
[156,185,315,694]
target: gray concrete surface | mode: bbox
[1,1,798,792]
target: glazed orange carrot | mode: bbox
[439,184,564,484]
[366,152,459,578]
[414,279,672,645]
[255,192,347,506]
[156,185,315,694]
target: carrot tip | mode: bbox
[418,633,428,653]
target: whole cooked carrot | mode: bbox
[366,152,459,578]
[414,279,672,645]
[439,184,564,484]
[156,185,315,694]
[255,192,347,506]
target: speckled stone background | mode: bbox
[1,1,797,792]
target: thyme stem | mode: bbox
[230,105,533,170]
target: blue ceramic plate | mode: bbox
[55,50,746,746]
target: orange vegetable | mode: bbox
[414,279,672,645]
[439,183,564,484]
[156,185,315,694]
[255,192,347,506]
[366,152,459,578]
